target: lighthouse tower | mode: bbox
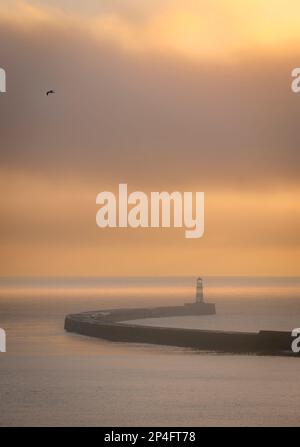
[184,277,215,314]
[196,277,204,303]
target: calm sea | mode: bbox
[0,276,300,426]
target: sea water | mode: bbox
[0,277,300,426]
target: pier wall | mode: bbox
[64,304,298,357]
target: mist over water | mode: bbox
[0,277,300,426]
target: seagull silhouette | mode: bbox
[46,90,55,96]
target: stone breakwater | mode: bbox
[64,303,299,357]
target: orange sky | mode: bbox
[0,1,299,276]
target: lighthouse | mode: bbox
[184,277,215,314]
[196,277,204,303]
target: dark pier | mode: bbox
[64,278,299,357]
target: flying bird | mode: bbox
[46,90,55,96]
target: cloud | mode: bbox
[0,10,300,188]
[3,0,300,58]
[1,1,300,275]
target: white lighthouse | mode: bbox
[184,277,215,313]
[196,277,204,303]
